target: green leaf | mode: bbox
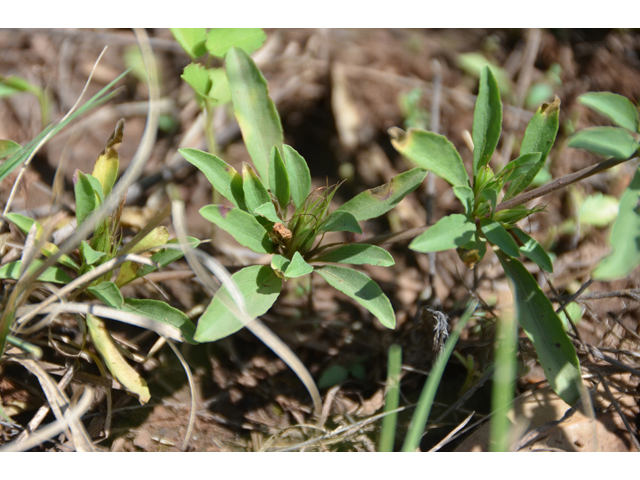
[472,66,503,176]
[87,281,124,309]
[269,146,290,210]
[502,152,543,201]
[319,211,362,234]
[497,253,583,406]
[453,185,474,215]
[579,193,619,227]
[283,145,312,209]
[558,302,584,331]
[315,265,395,329]
[200,205,274,254]
[170,28,207,59]
[73,170,99,225]
[593,167,640,280]
[253,202,281,224]
[480,219,520,258]
[226,47,283,188]
[336,167,428,221]
[568,126,639,160]
[317,364,349,389]
[179,148,246,210]
[205,28,266,58]
[285,252,314,278]
[194,265,282,342]
[389,128,468,187]
[181,63,212,104]
[242,162,271,213]
[0,140,20,159]
[207,67,231,104]
[271,255,290,277]
[313,244,395,267]
[579,92,639,133]
[80,240,106,265]
[457,231,487,269]
[519,96,560,164]
[122,298,196,344]
[409,214,476,253]
[130,237,200,283]
[456,53,513,96]
[0,259,73,284]
[86,313,151,404]
[512,228,553,273]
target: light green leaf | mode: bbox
[87,313,151,404]
[0,139,20,159]
[315,265,395,329]
[389,128,468,187]
[242,162,271,213]
[498,253,583,406]
[205,28,266,58]
[568,126,639,160]
[73,170,99,225]
[269,146,290,210]
[579,193,619,227]
[456,53,512,96]
[194,265,282,342]
[472,66,503,176]
[200,205,274,254]
[207,67,231,104]
[480,219,520,257]
[579,92,639,133]
[336,167,428,221]
[87,281,124,309]
[179,148,247,210]
[453,185,474,214]
[503,152,543,201]
[285,252,314,278]
[512,228,553,273]
[80,240,106,265]
[319,211,362,234]
[558,302,584,331]
[593,167,640,280]
[520,96,560,163]
[0,260,73,284]
[270,254,290,277]
[170,28,207,59]
[181,63,212,103]
[313,244,394,267]
[409,214,476,253]
[226,47,283,188]
[253,202,281,224]
[122,298,196,344]
[283,145,312,209]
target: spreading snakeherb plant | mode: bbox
[180,46,427,343]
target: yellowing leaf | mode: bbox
[92,119,124,196]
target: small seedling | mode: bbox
[181,47,427,343]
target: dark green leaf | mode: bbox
[134,238,200,280]
[579,92,639,133]
[389,128,468,187]
[336,167,428,221]
[180,148,246,210]
[242,162,270,213]
[568,127,639,160]
[315,265,395,328]
[313,244,394,267]
[123,298,196,344]
[512,228,553,273]
[498,253,583,405]
[205,28,266,58]
[283,145,312,209]
[319,211,362,234]
[200,205,274,254]
[409,214,476,253]
[269,146,290,210]
[87,281,124,309]
[453,185,474,215]
[480,219,520,257]
[194,265,282,342]
[520,96,560,164]
[472,66,503,176]
[0,260,73,284]
[318,365,349,389]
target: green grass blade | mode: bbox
[379,344,402,452]
[401,301,478,452]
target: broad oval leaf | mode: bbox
[200,205,274,254]
[170,28,207,59]
[283,145,312,209]
[320,211,362,234]
[389,128,468,187]
[498,253,583,406]
[194,265,282,342]
[579,92,639,133]
[226,47,283,188]
[336,167,428,221]
[205,28,266,58]
[242,162,270,213]
[179,148,246,210]
[269,146,290,210]
[315,265,395,329]
[593,167,640,280]
[472,66,503,176]
[480,219,520,258]
[512,227,553,273]
[285,251,314,278]
[409,214,476,253]
[122,298,196,344]
[568,126,639,160]
[313,244,394,267]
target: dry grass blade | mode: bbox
[4,358,95,451]
[170,197,323,415]
[429,411,475,451]
[164,338,196,451]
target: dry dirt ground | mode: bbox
[1,28,640,451]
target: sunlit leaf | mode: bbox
[472,66,503,176]
[87,281,124,309]
[313,244,394,267]
[283,145,312,209]
[269,146,290,210]
[205,28,266,58]
[171,28,207,59]
[242,162,270,213]
[568,126,639,160]
[579,92,639,133]
[200,205,274,254]
[409,214,476,253]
